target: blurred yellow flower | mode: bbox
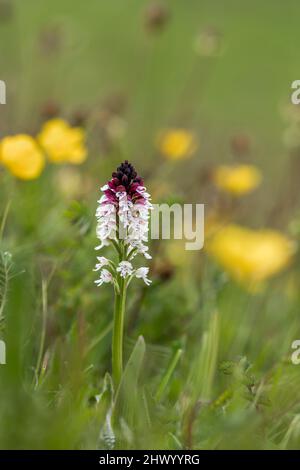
[157,129,198,160]
[38,118,87,164]
[213,164,262,196]
[207,224,295,287]
[0,134,44,180]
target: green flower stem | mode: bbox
[112,277,127,387]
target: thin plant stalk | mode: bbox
[34,279,47,389]
[0,200,11,242]
[112,278,127,387]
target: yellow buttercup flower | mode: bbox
[157,129,198,160]
[38,118,87,164]
[0,134,44,180]
[213,164,262,196]
[207,224,295,288]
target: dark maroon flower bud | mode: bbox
[102,161,147,205]
[112,161,140,189]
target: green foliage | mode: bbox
[0,251,12,323]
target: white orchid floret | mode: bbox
[117,191,133,228]
[128,241,152,260]
[95,269,113,287]
[134,267,151,286]
[95,238,110,251]
[95,201,117,248]
[93,256,110,271]
[117,261,134,278]
[123,200,152,259]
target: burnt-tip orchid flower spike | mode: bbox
[94,161,152,386]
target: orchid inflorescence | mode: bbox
[94,160,152,385]
[94,160,152,290]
